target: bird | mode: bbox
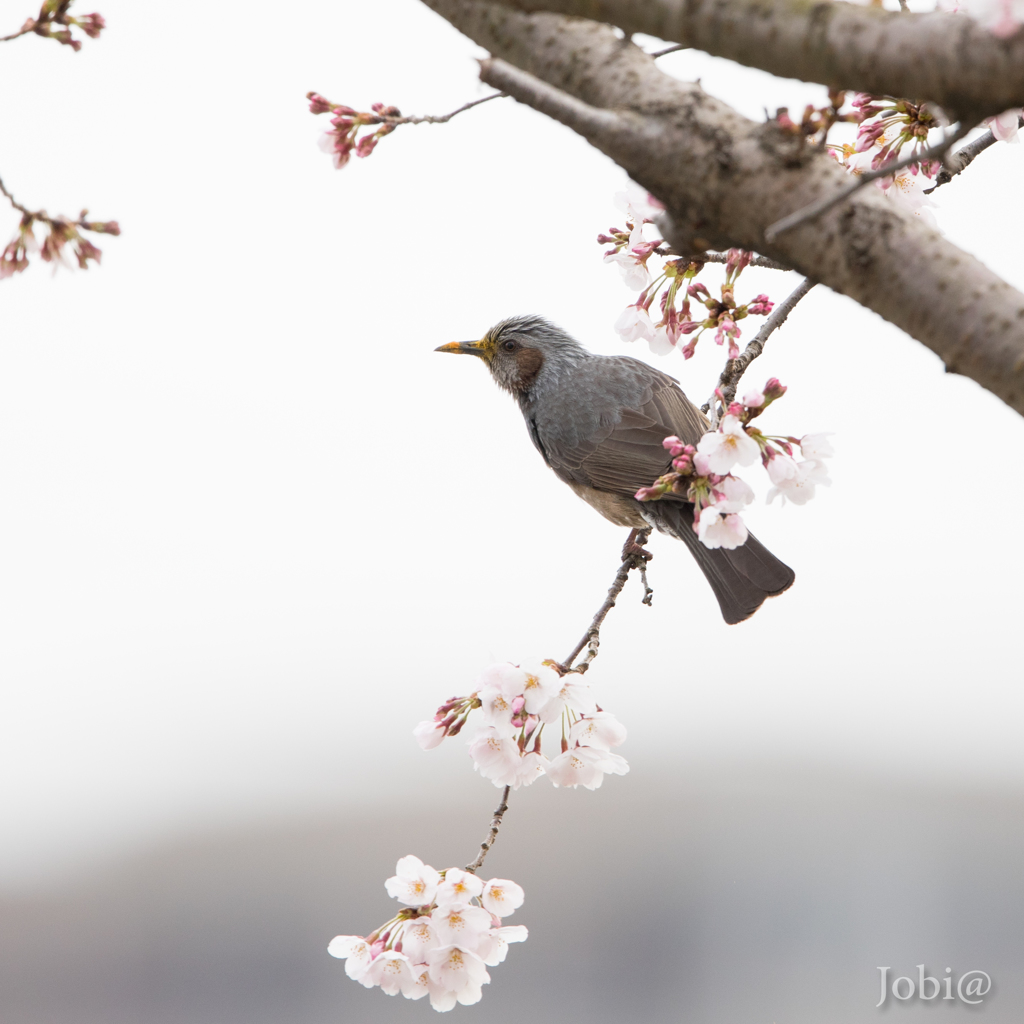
[435,315,794,624]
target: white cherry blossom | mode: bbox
[327,935,374,983]
[476,925,529,966]
[366,950,415,995]
[696,416,760,473]
[798,433,835,460]
[413,720,446,750]
[476,686,517,737]
[481,877,526,918]
[467,726,522,786]
[712,474,755,513]
[614,303,656,344]
[766,452,799,485]
[767,459,831,506]
[519,662,562,715]
[384,854,441,907]
[697,506,749,550]
[876,170,938,228]
[476,662,528,698]
[426,945,491,1009]
[568,711,627,750]
[435,867,484,907]
[403,964,432,1001]
[401,916,440,962]
[538,675,597,724]
[431,903,493,948]
[545,745,629,790]
[514,750,548,788]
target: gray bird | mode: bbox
[436,315,794,623]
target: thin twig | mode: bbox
[654,247,792,271]
[925,117,1023,192]
[702,277,815,422]
[561,529,652,674]
[0,20,35,43]
[649,43,686,58]
[764,122,973,242]
[395,92,506,125]
[463,785,511,873]
[462,528,651,871]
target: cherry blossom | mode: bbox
[385,854,441,907]
[426,946,491,1009]
[329,855,528,1012]
[614,302,656,344]
[481,878,525,917]
[413,720,447,750]
[711,474,755,513]
[697,506,750,550]
[435,868,484,907]
[987,108,1022,143]
[416,662,628,791]
[568,711,627,750]
[767,458,831,506]
[545,744,629,790]
[696,415,761,474]
[467,726,523,786]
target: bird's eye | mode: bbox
[502,339,517,352]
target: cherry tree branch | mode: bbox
[464,785,511,872]
[702,277,816,421]
[656,247,791,271]
[764,121,973,242]
[385,91,507,124]
[462,530,651,871]
[418,1,1024,417]
[480,0,1024,119]
[561,529,653,674]
[925,117,1024,192]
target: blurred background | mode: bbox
[1,0,1022,1021]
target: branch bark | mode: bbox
[485,0,1024,119]
[419,0,1024,417]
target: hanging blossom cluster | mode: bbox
[7,0,105,50]
[829,92,1020,223]
[328,855,527,1012]
[635,380,834,550]
[307,92,400,169]
[1,209,120,279]
[602,197,773,359]
[415,661,628,792]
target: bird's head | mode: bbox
[435,315,585,396]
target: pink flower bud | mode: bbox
[307,92,334,114]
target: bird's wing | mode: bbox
[538,358,709,497]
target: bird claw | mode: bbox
[621,528,653,565]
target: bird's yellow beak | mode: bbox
[435,337,494,361]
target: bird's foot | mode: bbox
[621,528,653,565]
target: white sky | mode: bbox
[1,0,1022,888]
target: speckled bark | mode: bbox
[420,0,1024,416]
[485,0,1024,119]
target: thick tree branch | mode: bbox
[419,1,1024,417]
[485,0,1024,119]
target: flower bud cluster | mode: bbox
[774,89,857,147]
[18,1,105,51]
[603,196,774,360]
[329,855,527,1012]
[635,381,834,549]
[307,92,401,169]
[415,661,628,792]
[1,209,120,280]
[851,94,942,176]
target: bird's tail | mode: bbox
[643,502,795,624]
